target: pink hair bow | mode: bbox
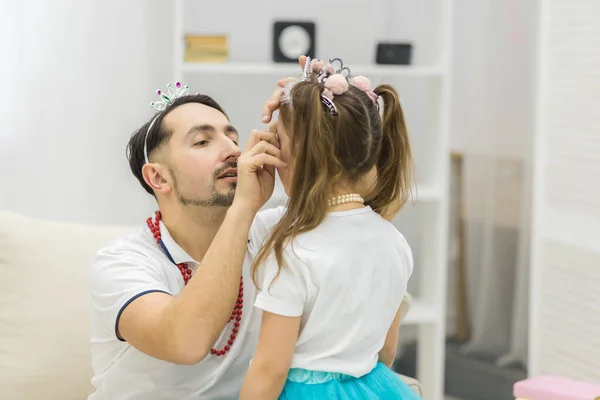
[351,76,379,105]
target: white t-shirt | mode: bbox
[88,211,279,400]
[254,206,413,377]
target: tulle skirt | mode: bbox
[279,362,422,399]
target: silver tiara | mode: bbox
[143,82,192,164]
[151,82,190,111]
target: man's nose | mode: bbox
[222,138,242,162]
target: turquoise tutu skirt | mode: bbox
[279,362,422,399]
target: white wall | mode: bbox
[529,0,600,380]
[1,0,173,225]
[450,0,537,159]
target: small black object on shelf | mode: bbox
[273,21,315,63]
[376,43,412,65]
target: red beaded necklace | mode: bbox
[146,211,243,357]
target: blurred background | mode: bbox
[1,1,599,400]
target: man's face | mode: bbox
[161,102,241,207]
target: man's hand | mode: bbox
[261,55,308,123]
[234,130,285,214]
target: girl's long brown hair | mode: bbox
[364,84,414,216]
[251,79,413,288]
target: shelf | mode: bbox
[403,298,440,325]
[182,62,446,78]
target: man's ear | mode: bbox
[142,162,172,195]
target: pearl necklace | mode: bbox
[328,193,364,207]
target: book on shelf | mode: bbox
[184,35,228,63]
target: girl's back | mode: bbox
[255,205,413,377]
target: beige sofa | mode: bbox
[0,211,421,399]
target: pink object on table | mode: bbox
[514,375,600,400]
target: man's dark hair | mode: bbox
[126,94,228,196]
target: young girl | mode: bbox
[239,57,420,399]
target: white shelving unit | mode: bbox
[181,62,446,78]
[173,2,453,399]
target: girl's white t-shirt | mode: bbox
[252,206,413,377]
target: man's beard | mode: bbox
[170,163,236,207]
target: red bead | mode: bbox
[147,210,243,359]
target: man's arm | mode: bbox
[118,204,255,364]
[118,131,284,365]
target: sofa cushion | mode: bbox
[0,211,137,400]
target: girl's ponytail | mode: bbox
[367,84,413,217]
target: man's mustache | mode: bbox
[213,161,238,179]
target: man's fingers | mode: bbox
[245,140,281,159]
[259,54,306,123]
[246,130,279,150]
[248,153,287,170]
[262,163,276,179]
[262,87,285,123]
[277,77,296,88]
[245,130,278,151]
[298,55,307,70]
